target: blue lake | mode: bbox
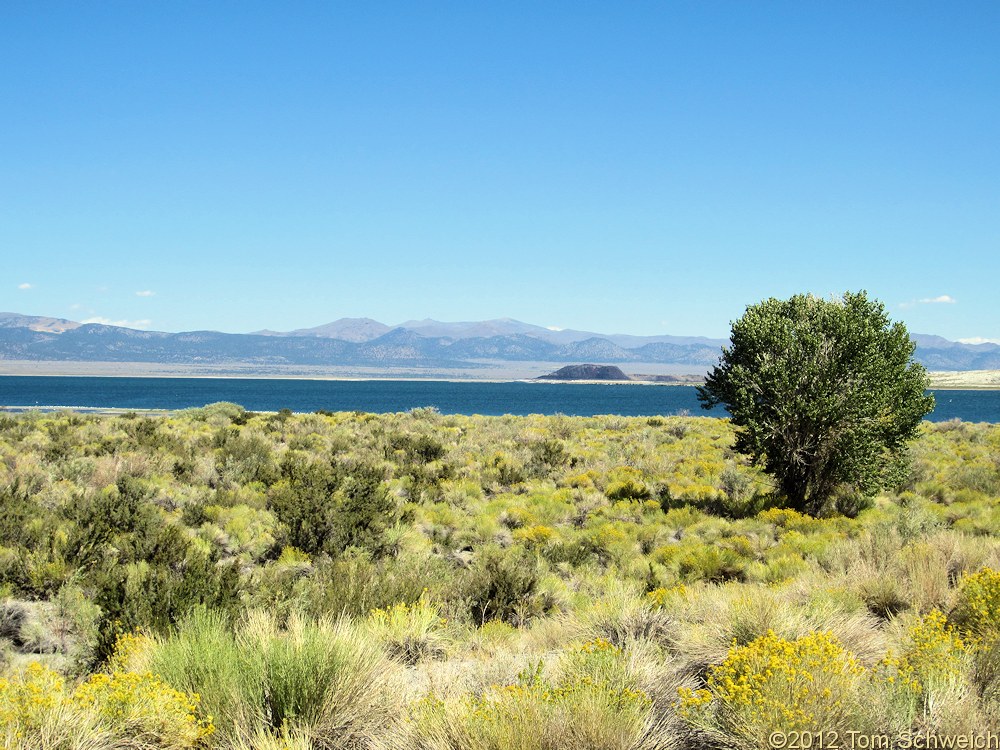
[0,376,998,423]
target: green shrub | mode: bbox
[463,546,546,627]
[677,546,747,583]
[268,455,397,557]
[90,536,243,667]
[367,597,450,665]
[215,428,278,486]
[146,610,401,748]
[409,641,653,750]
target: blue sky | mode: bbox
[2,2,998,341]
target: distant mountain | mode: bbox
[0,312,80,334]
[394,318,556,340]
[445,334,559,360]
[256,317,392,342]
[631,341,727,365]
[0,312,996,372]
[914,344,1000,370]
[557,337,636,362]
[261,317,728,349]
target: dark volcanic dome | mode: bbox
[537,364,631,381]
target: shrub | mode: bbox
[268,456,397,557]
[512,524,556,547]
[677,546,747,583]
[645,584,688,610]
[0,658,209,750]
[142,609,261,741]
[146,610,402,748]
[605,479,651,502]
[0,662,112,750]
[527,438,569,476]
[73,669,214,748]
[949,567,1000,638]
[970,633,1000,709]
[0,662,65,735]
[678,631,870,741]
[215,428,277,486]
[408,641,653,750]
[281,551,453,619]
[582,591,675,648]
[877,610,967,720]
[859,573,911,620]
[463,546,546,627]
[0,600,29,648]
[90,538,243,668]
[368,597,449,665]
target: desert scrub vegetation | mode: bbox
[0,405,999,747]
[0,657,212,749]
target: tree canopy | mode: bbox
[697,291,934,515]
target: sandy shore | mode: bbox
[928,370,1000,389]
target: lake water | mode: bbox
[0,376,998,423]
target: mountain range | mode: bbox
[1,312,998,373]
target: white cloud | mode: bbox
[17,282,32,290]
[958,337,1000,346]
[82,317,152,329]
[135,290,156,297]
[900,294,957,309]
[546,326,564,331]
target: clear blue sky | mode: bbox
[2,2,997,341]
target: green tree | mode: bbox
[697,291,934,515]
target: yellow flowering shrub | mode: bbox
[498,505,535,529]
[875,610,967,724]
[104,629,153,673]
[561,470,599,489]
[721,534,759,559]
[0,625,214,749]
[678,631,868,739]
[513,524,556,546]
[562,638,633,689]
[0,659,210,749]
[74,670,214,747]
[880,611,966,692]
[0,662,116,749]
[757,507,816,532]
[646,584,688,609]
[949,567,1000,638]
[0,662,67,738]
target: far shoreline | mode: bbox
[0,372,701,386]
[0,359,706,385]
[0,361,998,390]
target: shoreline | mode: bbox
[0,372,700,386]
[0,362,998,390]
[0,360,705,385]
[0,359,704,382]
